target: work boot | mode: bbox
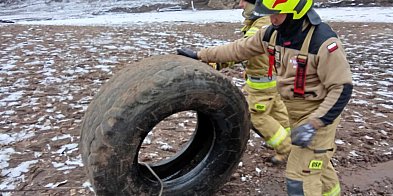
[269,153,288,165]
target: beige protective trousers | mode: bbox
[284,99,341,196]
[244,85,291,157]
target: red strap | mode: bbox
[267,46,275,80]
[294,55,308,96]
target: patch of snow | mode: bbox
[83,181,94,192]
[53,143,79,155]
[335,139,345,145]
[380,130,388,135]
[350,99,369,105]
[0,148,16,170]
[0,160,38,190]
[34,152,43,158]
[379,104,393,110]
[241,176,247,182]
[372,112,387,118]
[0,131,35,145]
[2,7,392,26]
[65,155,83,167]
[0,91,24,107]
[364,135,374,140]
[349,150,359,157]
[44,180,68,188]
[255,167,262,175]
[157,141,172,151]
[51,134,73,141]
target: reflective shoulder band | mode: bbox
[244,27,259,37]
[241,25,248,33]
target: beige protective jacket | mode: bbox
[241,17,271,77]
[198,20,353,128]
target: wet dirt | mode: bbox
[0,21,392,195]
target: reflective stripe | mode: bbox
[266,126,287,148]
[323,183,341,196]
[244,27,259,37]
[285,127,291,134]
[241,25,249,33]
[248,75,277,83]
[246,78,277,90]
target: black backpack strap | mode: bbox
[263,25,275,43]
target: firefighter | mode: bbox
[239,0,292,165]
[177,0,353,195]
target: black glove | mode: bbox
[291,123,317,148]
[177,48,198,60]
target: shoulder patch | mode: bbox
[327,42,338,53]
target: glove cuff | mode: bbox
[196,51,201,60]
[308,118,324,130]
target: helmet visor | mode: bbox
[254,0,281,16]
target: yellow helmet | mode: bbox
[254,0,313,19]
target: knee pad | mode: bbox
[286,178,304,196]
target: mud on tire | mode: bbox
[80,55,250,195]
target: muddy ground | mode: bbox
[0,21,392,196]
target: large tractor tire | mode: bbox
[80,55,250,195]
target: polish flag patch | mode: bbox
[327,42,338,53]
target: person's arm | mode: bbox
[309,38,353,129]
[291,38,353,147]
[243,16,270,38]
[197,28,267,63]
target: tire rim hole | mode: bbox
[138,111,197,165]
[138,111,216,182]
